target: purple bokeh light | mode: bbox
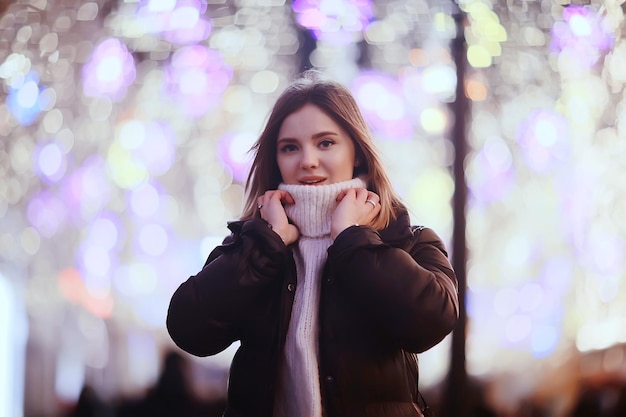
[128,181,163,219]
[218,132,256,183]
[136,0,211,44]
[292,0,374,44]
[26,190,69,238]
[164,45,232,118]
[34,141,69,184]
[468,139,516,204]
[516,109,570,173]
[62,156,113,217]
[550,5,614,68]
[82,38,137,102]
[126,120,177,176]
[350,71,414,141]
[84,213,124,252]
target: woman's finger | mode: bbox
[366,191,380,203]
[275,190,295,205]
[337,188,359,202]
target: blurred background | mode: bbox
[1,0,626,416]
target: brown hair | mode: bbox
[240,70,402,230]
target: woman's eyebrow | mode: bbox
[311,131,339,139]
[277,131,339,144]
[276,137,297,145]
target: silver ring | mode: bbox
[257,204,263,209]
[366,199,376,208]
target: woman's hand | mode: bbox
[331,188,381,240]
[257,190,300,246]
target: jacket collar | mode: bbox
[378,204,413,245]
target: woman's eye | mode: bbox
[280,144,298,153]
[319,139,334,148]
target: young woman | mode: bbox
[166,71,459,417]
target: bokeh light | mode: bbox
[351,71,414,140]
[551,5,614,68]
[82,38,137,102]
[218,131,256,184]
[6,71,50,126]
[164,45,232,117]
[515,109,570,173]
[135,0,212,44]
[292,0,374,44]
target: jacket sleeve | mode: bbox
[166,218,289,357]
[327,225,459,353]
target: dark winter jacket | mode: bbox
[166,207,459,417]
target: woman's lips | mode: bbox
[298,177,326,185]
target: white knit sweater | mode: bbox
[273,177,366,417]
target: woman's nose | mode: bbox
[300,147,319,168]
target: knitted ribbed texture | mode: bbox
[273,177,366,417]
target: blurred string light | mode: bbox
[551,4,624,356]
[110,0,211,44]
[516,109,570,173]
[3,69,51,125]
[351,71,413,140]
[54,341,85,404]
[464,4,626,400]
[108,119,176,187]
[0,276,26,417]
[466,135,514,204]
[400,64,456,136]
[551,4,614,69]
[126,331,160,392]
[82,38,137,101]
[135,0,212,44]
[164,45,233,117]
[293,0,376,85]
[458,0,507,68]
[218,131,256,183]
[292,0,374,45]
[34,141,69,184]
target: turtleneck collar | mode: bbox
[278,177,366,238]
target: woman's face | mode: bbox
[276,103,356,185]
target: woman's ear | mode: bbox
[355,158,361,168]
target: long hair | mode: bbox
[240,71,402,230]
